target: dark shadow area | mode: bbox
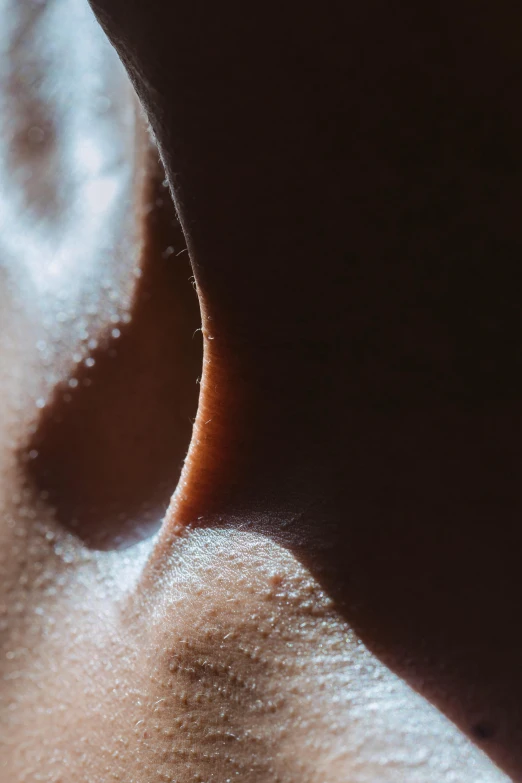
[185,402,522,780]
[24,164,202,550]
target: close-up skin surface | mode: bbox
[1,0,522,781]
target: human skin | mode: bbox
[0,0,521,781]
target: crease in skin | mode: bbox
[0,0,201,550]
[0,2,518,781]
[1,519,510,782]
[23,163,202,550]
[82,2,522,777]
[114,530,515,782]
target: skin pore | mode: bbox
[1,0,521,781]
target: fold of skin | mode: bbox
[0,0,520,781]
[89,1,522,777]
[0,0,202,549]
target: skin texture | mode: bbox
[0,0,521,781]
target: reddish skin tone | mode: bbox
[1,0,522,780]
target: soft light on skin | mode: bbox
[0,0,519,780]
[0,0,145,436]
[0,0,139,302]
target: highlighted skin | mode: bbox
[0,1,521,781]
